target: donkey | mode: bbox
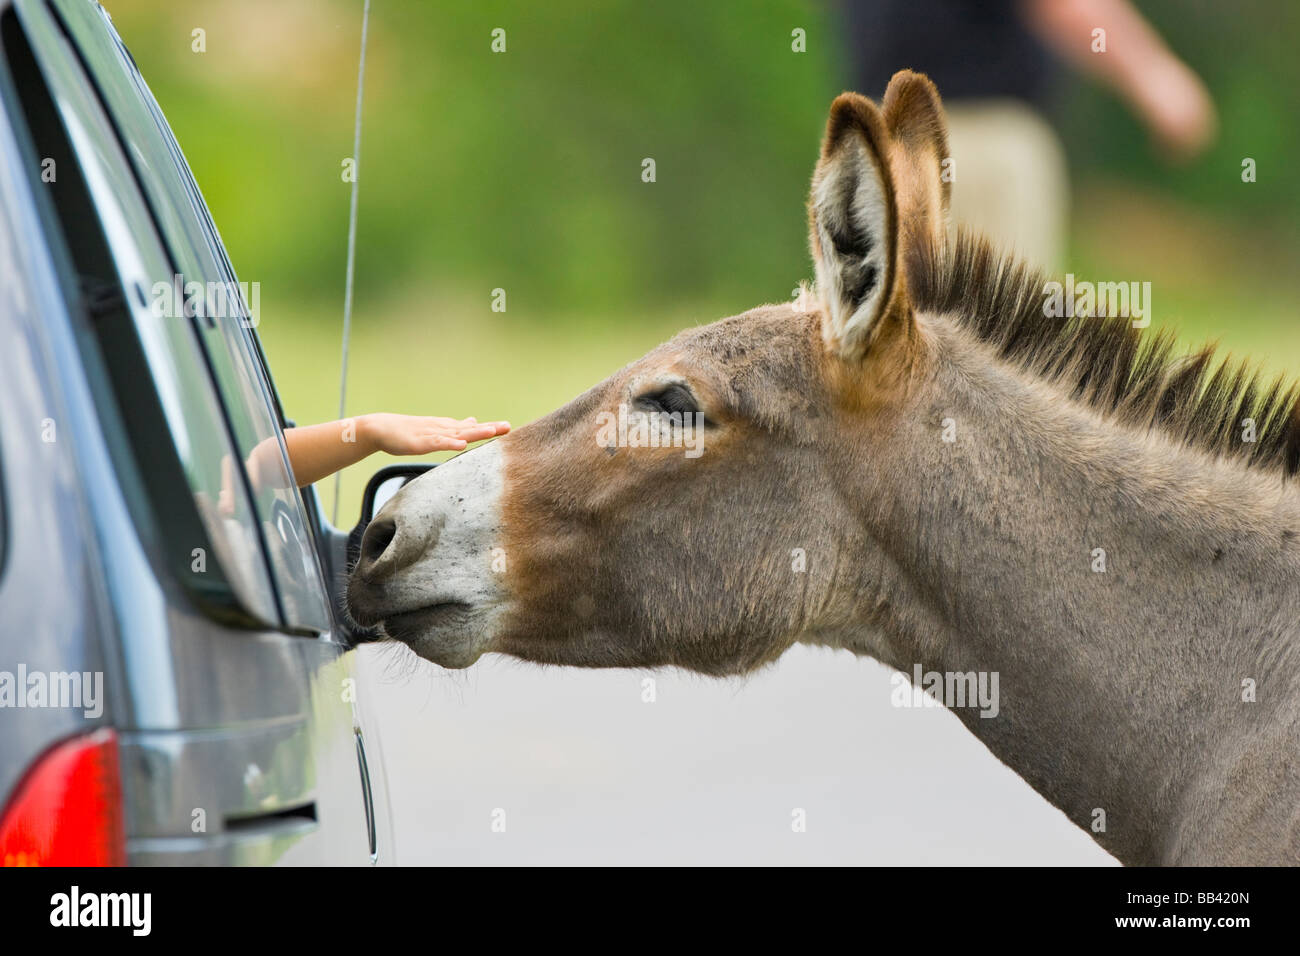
[348,71,1300,866]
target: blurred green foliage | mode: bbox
[105,0,842,321]
[103,0,1300,319]
[1061,0,1300,233]
[100,0,1300,518]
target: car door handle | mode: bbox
[223,801,318,839]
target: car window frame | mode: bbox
[1,0,287,629]
[47,0,335,634]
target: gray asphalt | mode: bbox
[357,642,1115,865]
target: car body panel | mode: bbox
[0,0,394,865]
[0,24,114,808]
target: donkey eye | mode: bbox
[637,383,702,417]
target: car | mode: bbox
[0,0,405,865]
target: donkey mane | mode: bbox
[908,229,1300,478]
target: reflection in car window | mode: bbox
[193,301,332,630]
[0,6,280,625]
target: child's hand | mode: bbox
[362,413,510,456]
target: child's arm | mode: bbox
[280,413,510,487]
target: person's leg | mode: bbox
[943,100,1069,272]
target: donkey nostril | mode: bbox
[360,514,398,570]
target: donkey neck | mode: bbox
[828,316,1300,864]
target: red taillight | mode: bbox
[0,728,126,866]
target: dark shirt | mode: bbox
[840,0,1060,108]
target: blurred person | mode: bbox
[840,0,1217,270]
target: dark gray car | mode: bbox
[0,0,394,865]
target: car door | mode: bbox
[2,0,391,864]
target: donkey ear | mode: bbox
[880,69,950,246]
[808,92,905,359]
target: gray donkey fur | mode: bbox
[350,72,1300,865]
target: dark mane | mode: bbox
[908,230,1300,478]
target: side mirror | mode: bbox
[362,464,432,524]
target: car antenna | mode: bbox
[333,0,372,527]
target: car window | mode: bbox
[0,5,281,627]
[51,0,331,632]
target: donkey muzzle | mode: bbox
[345,441,508,667]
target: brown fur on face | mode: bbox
[497,307,862,675]
[494,72,951,674]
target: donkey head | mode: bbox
[347,71,952,673]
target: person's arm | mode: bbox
[280,413,510,487]
[1019,0,1217,159]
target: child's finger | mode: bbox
[447,429,499,443]
[426,416,508,434]
[425,435,469,451]
[450,421,502,436]
[478,420,509,432]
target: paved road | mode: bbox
[358,643,1115,865]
